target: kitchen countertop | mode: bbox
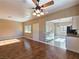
[67,34,79,37]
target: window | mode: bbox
[24,25,31,33]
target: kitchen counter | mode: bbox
[67,34,79,37]
[66,35,79,53]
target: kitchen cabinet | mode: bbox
[66,36,79,53]
[72,16,79,29]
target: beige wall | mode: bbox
[47,4,79,21]
[0,19,23,40]
[24,4,79,42]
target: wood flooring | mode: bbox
[0,38,79,59]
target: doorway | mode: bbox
[45,17,72,49]
[33,23,39,41]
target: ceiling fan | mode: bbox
[32,0,54,9]
[32,0,54,16]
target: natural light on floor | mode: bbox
[0,39,20,46]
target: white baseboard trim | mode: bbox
[67,49,79,53]
[23,36,67,50]
[23,36,53,46]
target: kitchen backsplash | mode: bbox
[77,30,79,35]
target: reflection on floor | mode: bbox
[0,39,21,46]
[48,38,66,49]
[46,36,66,49]
[0,38,79,59]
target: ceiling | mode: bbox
[0,0,79,22]
[47,17,72,23]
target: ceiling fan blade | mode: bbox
[32,0,38,5]
[41,0,54,8]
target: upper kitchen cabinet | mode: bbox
[72,16,79,30]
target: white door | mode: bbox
[33,23,39,41]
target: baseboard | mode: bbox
[23,36,54,46]
[66,49,79,54]
[23,36,67,50]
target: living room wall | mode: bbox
[0,19,23,40]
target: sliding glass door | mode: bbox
[45,17,72,49]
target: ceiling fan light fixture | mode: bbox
[32,0,54,17]
[33,12,36,15]
[36,9,40,13]
[40,12,44,15]
[37,14,40,17]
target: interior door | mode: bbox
[33,23,39,41]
